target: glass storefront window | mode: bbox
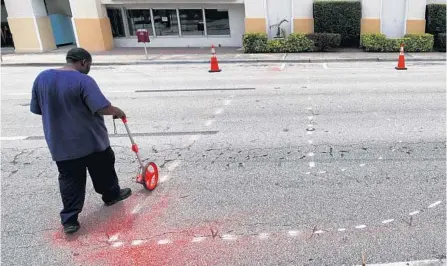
[153,9,179,36]
[205,9,230,35]
[107,8,125,37]
[126,9,153,36]
[179,9,205,36]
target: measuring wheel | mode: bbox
[142,162,159,191]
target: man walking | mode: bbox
[30,48,132,234]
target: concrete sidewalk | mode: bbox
[1,47,445,66]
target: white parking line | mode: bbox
[0,136,28,141]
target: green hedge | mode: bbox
[426,4,446,35]
[306,33,341,52]
[243,33,313,53]
[242,33,268,53]
[360,33,434,52]
[313,1,361,47]
[437,33,446,52]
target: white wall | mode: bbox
[4,0,47,18]
[361,0,381,18]
[113,4,245,47]
[407,0,427,19]
[292,0,313,18]
[243,0,265,17]
[267,0,291,38]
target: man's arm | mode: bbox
[30,79,42,115]
[81,76,126,118]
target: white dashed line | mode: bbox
[205,119,215,127]
[322,63,328,69]
[280,63,286,70]
[341,168,347,172]
[355,225,367,229]
[214,108,224,115]
[428,201,442,208]
[318,171,327,174]
[168,161,180,171]
[306,107,313,110]
[288,230,299,237]
[131,204,143,214]
[382,219,394,224]
[314,230,324,234]
[112,242,124,248]
[307,131,313,135]
[259,233,269,239]
[192,236,207,243]
[0,136,27,141]
[308,152,315,157]
[378,156,383,160]
[409,210,420,216]
[131,240,145,246]
[305,172,311,175]
[222,234,236,241]
[309,162,315,168]
[337,228,346,232]
[360,163,366,167]
[157,239,171,245]
[108,234,119,242]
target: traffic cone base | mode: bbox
[395,66,407,70]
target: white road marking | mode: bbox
[214,108,224,115]
[308,140,313,144]
[0,136,27,141]
[307,131,313,135]
[224,99,232,106]
[306,107,313,110]
[157,239,171,245]
[409,210,420,216]
[305,172,311,175]
[205,119,215,126]
[108,234,119,242]
[288,230,299,237]
[308,116,314,121]
[131,204,142,214]
[308,152,315,157]
[168,161,180,171]
[318,171,327,174]
[222,234,236,241]
[322,63,328,69]
[428,201,442,208]
[280,63,286,70]
[378,156,383,160]
[360,163,366,167]
[314,230,324,234]
[259,233,269,239]
[5,93,29,96]
[192,236,207,243]
[112,242,124,248]
[131,240,145,246]
[188,135,201,142]
[355,225,367,229]
[382,219,394,224]
[337,228,346,232]
[159,175,170,183]
[360,259,447,266]
[309,162,315,168]
[341,168,347,172]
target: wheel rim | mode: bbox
[144,162,158,190]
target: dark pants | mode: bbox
[56,146,121,226]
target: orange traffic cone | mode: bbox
[395,43,407,70]
[209,45,221,73]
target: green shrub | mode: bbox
[360,33,434,52]
[266,39,286,53]
[313,1,361,47]
[425,4,446,35]
[306,33,341,51]
[283,33,314,52]
[242,33,268,53]
[437,33,446,52]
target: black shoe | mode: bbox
[104,188,132,206]
[63,223,80,234]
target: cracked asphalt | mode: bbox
[1,61,446,266]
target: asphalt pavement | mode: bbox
[1,61,446,266]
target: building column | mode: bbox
[292,0,314,34]
[361,0,381,34]
[406,0,426,34]
[4,0,56,53]
[244,0,267,33]
[69,0,113,52]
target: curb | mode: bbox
[1,57,445,67]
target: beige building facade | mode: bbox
[1,0,445,53]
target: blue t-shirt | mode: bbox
[30,69,111,162]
